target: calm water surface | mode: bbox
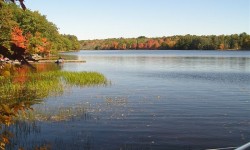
[11,50,250,150]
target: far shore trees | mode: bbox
[80,33,250,50]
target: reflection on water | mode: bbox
[2,50,250,149]
[0,63,107,149]
[0,64,59,150]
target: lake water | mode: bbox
[9,50,250,150]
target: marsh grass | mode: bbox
[61,71,108,86]
[0,70,108,104]
[0,68,108,125]
[0,62,106,148]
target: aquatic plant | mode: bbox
[0,100,40,150]
[61,71,108,87]
[24,104,91,122]
[0,68,108,149]
[0,70,107,104]
[0,68,107,120]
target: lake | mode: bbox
[8,50,250,150]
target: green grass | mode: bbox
[0,70,108,104]
[0,69,108,123]
[61,71,108,86]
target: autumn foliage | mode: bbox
[11,26,27,49]
[1,2,80,63]
[10,26,51,56]
[80,33,250,50]
[28,32,51,56]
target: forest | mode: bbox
[80,33,250,50]
[0,1,80,57]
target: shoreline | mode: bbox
[80,49,249,51]
[6,59,86,65]
[33,59,86,63]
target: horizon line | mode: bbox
[78,32,249,41]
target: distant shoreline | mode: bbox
[79,33,250,51]
[80,49,249,51]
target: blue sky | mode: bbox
[25,0,250,40]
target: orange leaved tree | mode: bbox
[11,26,27,49]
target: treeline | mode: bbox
[80,33,250,50]
[0,2,80,56]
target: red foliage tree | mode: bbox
[39,38,50,55]
[112,41,119,49]
[131,43,137,49]
[138,43,145,49]
[147,39,154,49]
[11,26,27,49]
[152,40,160,49]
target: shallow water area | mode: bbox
[6,50,250,150]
